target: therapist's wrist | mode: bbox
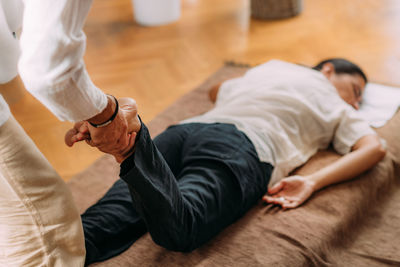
[87,95,116,125]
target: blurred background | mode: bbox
[9,0,400,181]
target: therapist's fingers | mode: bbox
[113,132,137,163]
[65,121,89,146]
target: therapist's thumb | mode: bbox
[65,121,90,147]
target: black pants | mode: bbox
[82,123,273,265]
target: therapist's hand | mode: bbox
[65,97,141,163]
[64,121,90,146]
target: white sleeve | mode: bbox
[0,3,20,84]
[333,108,376,155]
[18,0,107,122]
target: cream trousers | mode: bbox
[0,115,85,266]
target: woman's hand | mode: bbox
[262,175,316,209]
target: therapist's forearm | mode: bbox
[308,135,386,191]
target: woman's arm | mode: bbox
[309,134,386,190]
[208,74,244,103]
[263,134,386,209]
[209,83,221,103]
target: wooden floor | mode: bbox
[8,0,400,181]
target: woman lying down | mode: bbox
[68,58,386,265]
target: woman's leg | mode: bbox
[81,179,146,265]
[121,123,272,251]
[81,124,191,264]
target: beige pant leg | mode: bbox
[0,115,85,267]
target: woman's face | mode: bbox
[327,72,365,110]
[320,62,366,110]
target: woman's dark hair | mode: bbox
[313,58,368,83]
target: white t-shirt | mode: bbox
[182,60,375,186]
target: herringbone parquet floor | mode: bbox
[6,0,400,181]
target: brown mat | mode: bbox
[68,65,400,266]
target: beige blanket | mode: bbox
[68,65,400,266]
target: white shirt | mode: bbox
[0,0,21,84]
[0,0,107,125]
[182,60,375,186]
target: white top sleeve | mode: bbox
[333,108,376,155]
[18,0,107,122]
